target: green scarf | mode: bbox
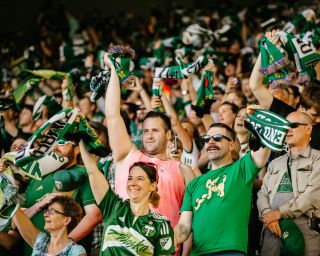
[191,70,215,118]
[26,69,74,102]
[13,77,40,104]
[152,78,165,113]
[15,108,107,168]
[259,36,290,76]
[246,109,290,152]
[154,56,208,79]
[277,31,319,82]
[32,95,62,121]
[0,153,23,231]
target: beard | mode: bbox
[206,145,227,162]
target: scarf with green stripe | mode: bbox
[0,153,23,231]
[15,108,108,169]
[26,69,74,102]
[152,78,165,113]
[276,31,320,84]
[154,56,208,79]
[246,108,290,152]
[32,95,62,121]
[191,70,215,118]
[90,44,135,102]
[13,77,41,104]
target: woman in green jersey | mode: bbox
[80,141,175,255]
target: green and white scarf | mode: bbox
[246,109,290,152]
[90,44,135,102]
[191,70,214,118]
[259,36,290,76]
[0,153,22,231]
[151,78,165,113]
[15,108,79,167]
[15,107,107,168]
[32,95,62,121]
[154,56,208,79]
[13,77,40,104]
[27,69,74,102]
[276,31,319,82]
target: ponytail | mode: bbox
[149,191,160,208]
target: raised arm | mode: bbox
[249,53,273,110]
[159,82,193,152]
[251,147,271,168]
[80,141,109,204]
[13,207,40,248]
[104,53,135,162]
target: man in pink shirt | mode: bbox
[104,52,195,255]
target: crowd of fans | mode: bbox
[0,0,320,255]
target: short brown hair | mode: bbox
[299,85,320,113]
[49,196,83,234]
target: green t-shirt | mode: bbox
[181,153,260,255]
[22,165,96,256]
[98,189,175,256]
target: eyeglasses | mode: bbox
[201,134,232,143]
[289,122,308,129]
[44,208,67,216]
[57,139,76,146]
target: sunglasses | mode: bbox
[289,122,308,129]
[57,139,76,146]
[201,134,232,143]
[44,208,67,216]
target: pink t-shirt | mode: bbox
[115,150,185,228]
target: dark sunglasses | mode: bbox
[44,208,67,216]
[201,134,232,143]
[289,122,308,129]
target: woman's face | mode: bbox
[44,203,69,232]
[218,104,236,128]
[234,108,248,135]
[127,166,156,203]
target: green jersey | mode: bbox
[98,189,175,256]
[181,153,260,255]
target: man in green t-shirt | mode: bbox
[174,123,270,255]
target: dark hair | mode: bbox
[299,85,320,113]
[143,111,172,132]
[220,101,239,114]
[129,162,160,208]
[48,196,83,234]
[209,123,236,141]
[288,85,300,98]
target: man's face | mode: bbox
[19,108,32,126]
[286,112,312,147]
[142,117,169,155]
[53,142,76,167]
[78,98,94,117]
[298,106,320,124]
[205,127,234,162]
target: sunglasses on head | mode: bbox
[57,139,76,146]
[201,134,232,143]
[289,122,308,129]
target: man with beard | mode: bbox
[20,139,102,256]
[174,123,271,255]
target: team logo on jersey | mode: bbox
[142,224,156,237]
[160,237,172,250]
[194,175,227,210]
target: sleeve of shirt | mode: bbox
[77,179,96,207]
[155,220,175,255]
[180,181,193,213]
[239,153,261,183]
[98,189,124,219]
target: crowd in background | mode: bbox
[0,0,320,255]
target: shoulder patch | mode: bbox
[150,211,169,221]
